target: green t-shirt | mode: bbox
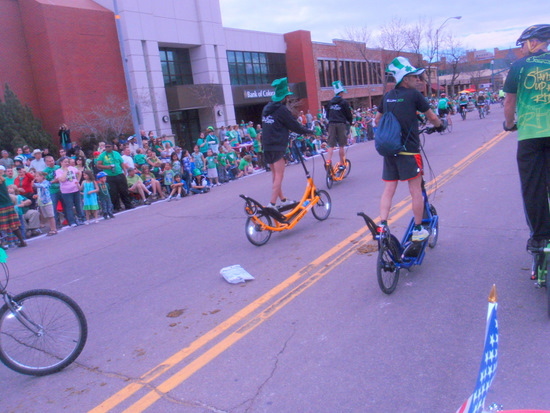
[247,127,257,139]
[503,50,550,141]
[217,153,227,167]
[97,151,124,176]
[43,165,61,194]
[134,153,147,166]
[238,158,249,171]
[253,139,261,152]
[226,151,238,165]
[206,155,217,169]
[438,98,450,110]
[126,174,141,187]
[197,138,208,154]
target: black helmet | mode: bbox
[516,24,550,46]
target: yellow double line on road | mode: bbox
[90,131,509,413]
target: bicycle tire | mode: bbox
[0,289,87,376]
[343,159,352,178]
[311,190,331,221]
[428,205,439,248]
[447,122,453,133]
[377,236,400,294]
[461,110,467,121]
[325,171,333,189]
[245,214,272,246]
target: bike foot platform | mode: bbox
[403,241,424,258]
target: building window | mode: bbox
[227,50,286,86]
[160,48,193,86]
[318,60,327,88]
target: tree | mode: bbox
[69,95,133,144]
[0,84,55,154]
[441,33,467,96]
[377,17,410,92]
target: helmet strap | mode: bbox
[527,39,548,54]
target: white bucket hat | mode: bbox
[386,57,425,85]
[332,80,347,95]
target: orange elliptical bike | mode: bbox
[240,138,332,246]
[321,152,351,189]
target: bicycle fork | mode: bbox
[2,294,44,336]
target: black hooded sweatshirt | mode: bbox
[326,95,353,124]
[261,101,311,152]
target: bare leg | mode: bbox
[338,146,345,165]
[408,175,424,225]
[270,158,286,204]
[380,180,398,221]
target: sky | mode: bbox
[219,0,550,53]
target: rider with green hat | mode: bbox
[261,77,312,209]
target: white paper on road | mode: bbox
[220,265,255,284]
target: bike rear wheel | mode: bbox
[311,190,331,221]
[325,170,333,189]
[377,236,401,294]
[0,289,87,376]
[245,215,272,246]
[427,205,439,248]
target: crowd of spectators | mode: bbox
[0,106,381,248]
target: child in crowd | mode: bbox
[8,184,29,238]
[237,154,253,178]
[205,149,220,186]
[189,169,210,195]
[140,165,165,200]
[192,145,206,173]
[170,152,182,175]
[96,172,114,219]
[33,171,57,235]
[216,147,228,183]
[167,174,185,201]
[162,162,176,194]
[134,148,148,171]
[81,170,99,224]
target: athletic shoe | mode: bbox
[70,223,78,228]
[84,221,89,225]
[266,203,278,210]
[412,227,429,242]
[338,164,346,171]
[166,196,172,202]
[279,198,296,207]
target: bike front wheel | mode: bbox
[377,236,401,294]
[0,289,87,376]
[245,215,272,246]
[343,159,352,178]
[311,190,331,221]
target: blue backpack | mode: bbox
[374,90,411,157]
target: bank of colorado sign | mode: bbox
[243,89,275,99]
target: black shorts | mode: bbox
[327,123,348,147]
[382,154,422,181]
[439,109,449,117]
[263,150,285,165]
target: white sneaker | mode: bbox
[166,196,172,202]
[412,227,429,242]
[279,198,296,207]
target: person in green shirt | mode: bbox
[205,126,220,153]
[247,122,257,139]
[217,147,228,183]
[126,168,152,205]
[43,155,64,229]
[96,143,133,212]
[503,24,550,251]
[133,148,148,171]
[196,132,208,155]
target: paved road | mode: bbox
[2,106,550,413]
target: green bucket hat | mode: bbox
[386,56,425,85]
[271,78,293,102]
[332,80,347,95]
[193,168,202,176]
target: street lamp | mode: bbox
[435,16,462,98]
[491,59,495,92]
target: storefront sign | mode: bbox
[243,89,275,99]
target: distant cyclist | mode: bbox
[458,93,469,118]
[476,92,487,115]
[437,93,453,127]
[375,57,444,242]
[325,80,353,171]
[503,24,550,251]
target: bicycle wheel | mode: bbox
[428,205,439,248]
[461,110,467,121]
[245,214,272,246]
[311,190,331,221]
[447,122,453,133]
[325,171,333,189]
[0,289,87,376]
[343,159,352,178]
[377,236,400,294]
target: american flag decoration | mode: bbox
[456,285,499,413]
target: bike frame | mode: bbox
[320,152,347,182]
[241,141,323,232]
